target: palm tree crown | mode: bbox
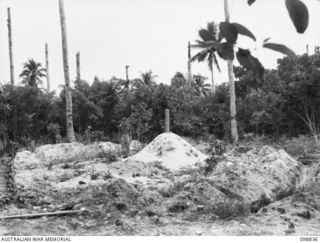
[191,22,220,92]
[140,70,157,86]
[192,74,211,97]
[170,72,187,89]
[20,59,46,88]
[133,70,158,89]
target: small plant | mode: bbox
[204,156,218,177]
[172,181,186,193]
[91,130,105,142]
[210,139,226,155]
[98,151,118,162]
[47,123,61,144]
[90,171,100,180]
[204,139,226,177]
[208,199,250,219]
[168,201,189,213]
[250,193,271,213]
[102,171,113,180]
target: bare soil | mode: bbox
[0,135,319,236]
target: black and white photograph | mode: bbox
[0,0,320,239]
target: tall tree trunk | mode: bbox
[210,68,215,93]
[58,0,76,142]
[165,109,170,133]
[7,8,14,86]
[187,42,192,87]
[125,65,129,89]
[224,0,239,142]
[45,43,50,91]
[76,52,81,81]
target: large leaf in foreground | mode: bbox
[217,42,234,60]
[285,0,309,33]
[199,29,214,42]
[263,43,296,58]
[236,48,264,79]
[232,23,256,41]
[219,22,238,44]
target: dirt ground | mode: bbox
[0,134,319,236]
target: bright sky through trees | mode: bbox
[0,0,319,91]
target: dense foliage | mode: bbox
[1,53,320,152]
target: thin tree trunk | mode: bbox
[165,109,170,133]
[7,8,14,86]
[187,42,192,87]
[45,43,50,91]
[76,52,81,81]
[224,0,239,142]
[125,65,129,89]
[211,68,215,93]
[59,0,76,142]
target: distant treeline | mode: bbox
[0,54,320,151]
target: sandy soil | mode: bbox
[0,134,319,236]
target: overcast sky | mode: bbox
[0,0,320,92]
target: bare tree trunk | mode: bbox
[76,52,81,81]
[45,43,50,91]
[165,109,170,133]
[224,0,239,142]
[7,8,14,86]
[58,0,76,142]
[211,68,215,93]
[187,42,192,87]
[125,65,129,89]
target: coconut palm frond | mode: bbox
[191,49,209,62]
[19,59,46,88]
[207,22,218,38]
[198,29,212,42]
[213,52,221,72]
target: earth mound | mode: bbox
[128,132,208,170]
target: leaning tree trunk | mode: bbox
[45,43,50,91]
[187,42,192,87]
[58,0,76,142]
[7,8,14,86]
[224,0,239,142]
[76,52,80,81]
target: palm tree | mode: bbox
[19,59,46,88]
[187,42,192,86]
[170,72,187,89]
[192,74,211,97]
[45,43,50,91]
[58,0,76,142]
[191,22,220,94]
[140,70,157,86]
[7,8,14,85]
[132,71,157,90]
[224,0,238,142]
[76,51,81,81]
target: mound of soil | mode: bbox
[166,146,301,218]
[129,133,208,170]
[12,141,150,204]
